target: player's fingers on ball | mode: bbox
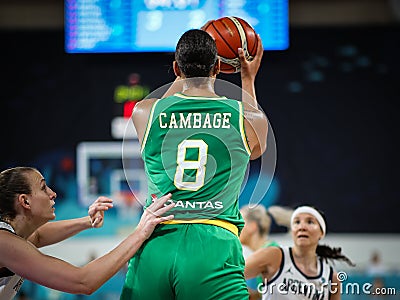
[256,35,264,58]
[238,48,246,63]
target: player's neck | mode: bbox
[11,216,42,239]
[181,77,218,97]
[292,246,318,270]
[181,88,219,98]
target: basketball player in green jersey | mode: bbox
[121,29,267,300]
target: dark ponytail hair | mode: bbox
[317,245,355,266]
[175,29,218,78]
[0,167,36,221]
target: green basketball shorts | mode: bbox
[120,223,249,300]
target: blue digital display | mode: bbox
[65,0,289,53]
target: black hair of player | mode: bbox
[175,29,218,78]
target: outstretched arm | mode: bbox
[28,197,113,248]
[0,194,175,295]
[245,246,282,280]
[239,35,268,160]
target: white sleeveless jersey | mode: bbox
[261,247,333,300]
[0,221,24,300]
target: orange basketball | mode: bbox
[203,16,258,74]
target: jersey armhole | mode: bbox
[328,266,334,299]
[267,247,285,285]
[141,99,160,153]
[238,102,251,156]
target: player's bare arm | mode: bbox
[132,98,158,144]
[244,246,282,280]
[0,194,174,295]
[239,35,268,159]
[28,196,113,248]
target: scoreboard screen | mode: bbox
[65,0,289,53]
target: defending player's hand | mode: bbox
[238,34,263,81]
[136,193,175,240]
[88,196,114,228]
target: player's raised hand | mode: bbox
[88,196,114,228]
[238,34,264,81]
[136,193,175,240]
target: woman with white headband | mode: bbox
[245,205,354,300]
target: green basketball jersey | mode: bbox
[141,93,251,231]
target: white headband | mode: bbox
[291,206,326,237]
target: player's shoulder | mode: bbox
[0,222,14,232]
[254,245,282,259]
[134,98,158,110]
[132,98,158,117]
[0,230,25,246]
[0,230,22,259]
[0,229,15,238]
[264,245,282,256]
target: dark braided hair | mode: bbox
[175,29,218,78]
[317,245,355,266]
[0,167,36,221]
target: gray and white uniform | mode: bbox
[0,221,24,300]
[261,247,333,300]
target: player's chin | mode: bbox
[295,237,311,245]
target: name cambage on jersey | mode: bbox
[159,112,232,129]
[142,94,250,227]
[157,110,232,212]
[260,247,333,300]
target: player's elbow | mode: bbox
[250,143,266,160]
[73,273,100,295]
[76,283,97,295]
[245,117,268,160]
[244,266,256,280]
[83,287,96,295]
[249,132,268,160]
